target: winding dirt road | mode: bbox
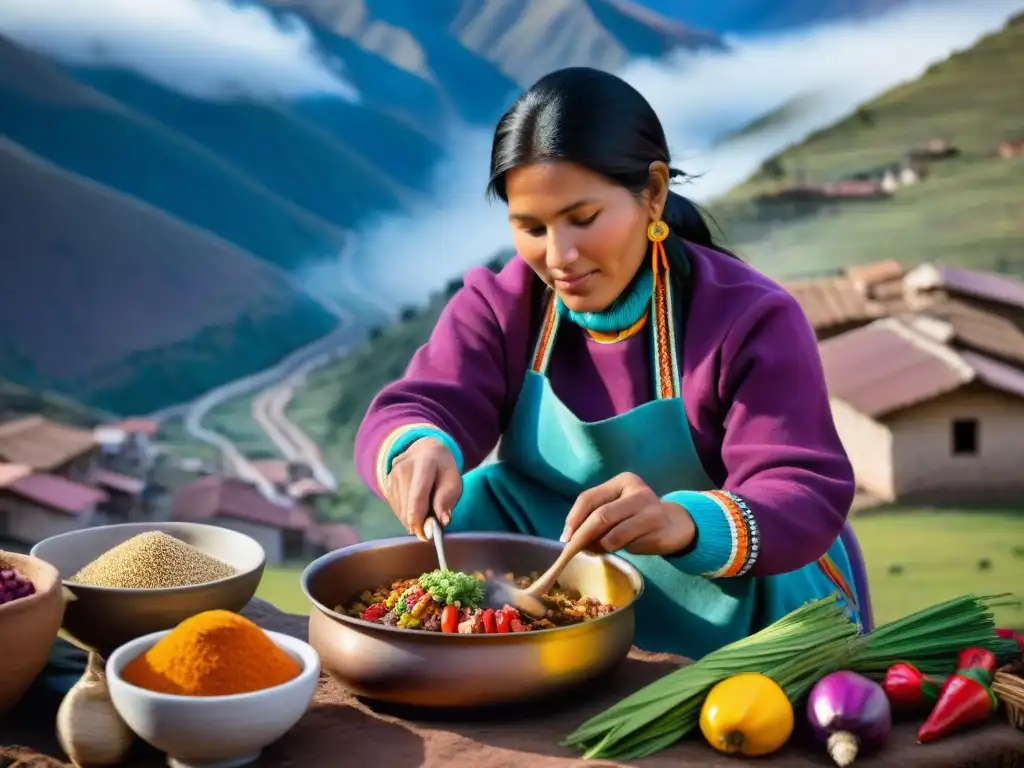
[251,353,339,490]
[150,235,395,490]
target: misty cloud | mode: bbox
[347,0,1022,307]
[0,0,359,101]
[627,0,1024,200]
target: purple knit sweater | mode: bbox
[355,242,855,577]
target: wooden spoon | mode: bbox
[484,513,604,617]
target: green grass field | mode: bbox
[254,509,1024,629]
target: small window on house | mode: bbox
[951,418,979,456]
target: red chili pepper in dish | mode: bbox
[360,602,389,623]
[441,604,459,634]
[956,648,998,677]
[481,609,496,634]
[916,672,997,744]
[995,628,1016,639]
[882,662,944,714]
[496,607,516,633]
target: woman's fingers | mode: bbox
[405,459,436,541]
[431,460,462,527]
[561,478,625,541]
[568,496,641,550]
[596,506,658,553]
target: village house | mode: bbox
[170,475,325,565]
[997,139,1024,159]
[251,459,332,507]
[0,461,109,545]
[94,417,161,471]
[785,260,907,340]
[908,139,960,162]
[0,415,144,545]
[820,316,1024,505]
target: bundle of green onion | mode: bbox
[563,593,1018,760]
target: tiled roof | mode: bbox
[92,468,145,496]
[171,475,315,532]
[820,318,1024,419]
[250,460,291,486]
[0,462,32,489]
[0,416,97,471]
[844,259,905,293]
[288,477,330,499]
[784,276,883,332]
[109,418,161,436]
[5,473,108,515]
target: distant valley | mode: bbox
[0,0,722,415]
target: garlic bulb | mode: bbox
[56,652,134,767]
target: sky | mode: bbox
[0,0,359,101]
[0,0,1020,308]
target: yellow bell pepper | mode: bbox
[699,673,794,757]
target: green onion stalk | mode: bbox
[564,593,1019,760]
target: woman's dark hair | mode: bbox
[486,67,734,258]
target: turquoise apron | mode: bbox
[447,256,865,659]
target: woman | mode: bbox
[355,67,871,658]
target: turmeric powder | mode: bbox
[122,610,301,696]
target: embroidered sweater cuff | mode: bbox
[375,423,465,494]
[662,490,759,578]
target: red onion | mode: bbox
[807,671,892,766]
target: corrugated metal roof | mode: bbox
[910,299,1024,367]
[0,416,97,471]
[821,318,1024,418]
[961,350,1024,400]
[6,473,108,515]
[905,264,1024,309]
[821,319,969,418]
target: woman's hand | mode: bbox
[560,472,695,557]
[385,438,462,541]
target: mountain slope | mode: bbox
[0,35,347,272]
[449,0,721,87]
[0,138,337,414]
[714,10,1024,278]
[68,67,418,226]
[640,0,918,33]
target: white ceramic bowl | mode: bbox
[106,629,320,768]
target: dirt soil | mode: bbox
[2,599,1022,768]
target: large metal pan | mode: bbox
[301,532,643,708]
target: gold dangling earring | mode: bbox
[647,220,669,277]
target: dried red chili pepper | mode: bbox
[956,647,998,676]
[916,672,997,744]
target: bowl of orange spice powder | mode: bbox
[106,609,320,768]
